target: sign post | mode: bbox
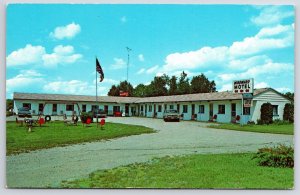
[233,78,254,125]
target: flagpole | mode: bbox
[96,57,98,103]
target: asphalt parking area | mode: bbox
[6,117,293,188]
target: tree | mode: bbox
[107,85,119,96]
[168,75,178,95]
[283,103,294,123]
[260,103,273,124]
[6,99,13,111]
[119,81,134,96]
[177,71,190,95]
[133,84,147,97]
[190,73,216,93]
[283,92,294,102]
[149,76,168,96]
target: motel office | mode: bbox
[13,88,291,124]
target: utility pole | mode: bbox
[126,47,132,82]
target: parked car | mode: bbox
[163,109,180,122]
[91,109,107,118]
[17,107,32,118]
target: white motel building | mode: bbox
[13,87,291,124]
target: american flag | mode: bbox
[96,58,104,82]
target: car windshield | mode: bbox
[166,110,178,113]
[19,107,30,111]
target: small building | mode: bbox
[13,88,291,124]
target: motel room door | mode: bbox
[153,104,156,118]
[125,104,129,116]
[191,104,195,120]
[231,103,236,121]
[209,103,213,119]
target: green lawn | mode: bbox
[61,153,294,189]
[6,121,155,155]
[208,123,293,135]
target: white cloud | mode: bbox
[111,58,126,69]
[138,54,144,62]
[53,45,74,55]
[50,22,81,40]
[43,80,106,95]
[121,16,127,23]
[6,70,45,92]
[275,87,292,93]
[255,82,269,88]
[137,68,145,74]
[251,6,294,27]
[219,84,232,92]
[7,44,82,68]
[162,46,228,72]
[228,55,271,71]
[7,44,46,66]
[229,24,294,57]
[146,65,159,74]
[42,45,82,67]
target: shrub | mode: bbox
[80,112,93,123]
[260,103,273,124]
[283,103,294,123]
[273,119,291,125]
[252,144,294,168]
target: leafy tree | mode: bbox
[133,84,147,97]
[107,85,119,96]
[6,99,14,111]
[260,103,273,124]
[107,81,134,96]
[119,80,134,96]
[168,76,178,95]
[283,103,294,123]
[149,76,168,96]
[177,71,190,95]
[190,73,216,93]
[283,92,294,102]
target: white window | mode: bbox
[272,105,279,116]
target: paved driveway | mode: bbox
[6,117,293,188]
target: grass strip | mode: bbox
[61,153,293,189]
[6,121,155,155]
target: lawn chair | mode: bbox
[63,114,72,125]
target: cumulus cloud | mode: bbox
[229,24,294,57]
[6,70,45,92]
[7,44,46,66]
[138,54,145,62]
[7,44,82,68]
[162,46,228,72]
[50,22,81,40]
[255,82,269,88]
[43,80,106,95]
[111,58,126,69]
[251,6,294,27]
[275,87,292,93]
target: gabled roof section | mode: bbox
[13,88,273,104]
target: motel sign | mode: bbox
[232,78,254,94]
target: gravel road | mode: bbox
[6,117,293,188]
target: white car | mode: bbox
[163,109,180,122]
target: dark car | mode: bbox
[91,109,107,118]
[17,107,32,118]
[163,109,180,122]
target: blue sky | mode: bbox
[6,4,294,98]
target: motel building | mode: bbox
[13,87,291,124]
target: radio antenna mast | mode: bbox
[126,47,132,82]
